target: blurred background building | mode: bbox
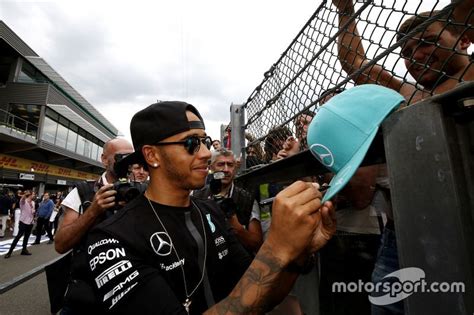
[0,21,118,195]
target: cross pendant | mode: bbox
[183,298,192,314]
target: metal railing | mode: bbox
[0,108,39,139]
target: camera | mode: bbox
[215,197,236,219]
[209,171,225,195]
[113,153,134,179]
[109,153,148,211]
[113,179,147,204]
[208,171,235,218]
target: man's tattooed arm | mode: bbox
[205,182,336,314]
[204,242,299,315]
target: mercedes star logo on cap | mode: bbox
[310,143,335,167]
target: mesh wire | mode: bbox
[241,0,473,168]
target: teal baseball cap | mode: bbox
[307,84,405,202]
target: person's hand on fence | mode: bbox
[276,149,288,160]
[332,0,355,13]
[276,136,300,160]
[283,136,300,155]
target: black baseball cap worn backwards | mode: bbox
[123,101,205,165]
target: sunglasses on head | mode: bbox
[154,135,213,155]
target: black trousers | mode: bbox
[35,216,54,243]
[8,221,33,253]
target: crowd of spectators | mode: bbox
[2,189,66,258]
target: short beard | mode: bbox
[159,148,203,190]
[107,158,118,181]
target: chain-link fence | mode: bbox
[240,0,473,169]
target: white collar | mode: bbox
[101,172,109,185]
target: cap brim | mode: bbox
[114,151,146,178]
[322,127,379,203]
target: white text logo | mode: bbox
[214,236,225,246]
[90,248,126,271]
[332,267,465,306]
[334,164,353,186]
[88,238,119,255]
[218,249,228,260]
[104,270,139,302]
[160,258,185,272]
[95,260,132,289]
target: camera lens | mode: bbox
[123,186,140,202]
[113,181,147,206]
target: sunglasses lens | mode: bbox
[184,136,212,154]
[184,137,198,154]
[204,137,212,150]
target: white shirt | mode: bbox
[61,172,109,213]
[335,205,382,235]
[249,200,261,223]
[336,166,391,234]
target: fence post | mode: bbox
[230,104,245,171]
[382,84,474,314]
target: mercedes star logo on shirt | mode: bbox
[150,232,173,256]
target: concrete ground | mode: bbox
[0,272,52,315]
[0,230,63,315]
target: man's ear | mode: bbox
[142,145,160,168]
[101,153,108,167]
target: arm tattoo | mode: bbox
[212,243,291,314]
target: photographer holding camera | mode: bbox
[52,137,133,314]
[193,148,263,254]
[55,138,134,253]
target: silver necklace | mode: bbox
[146,196,208,315]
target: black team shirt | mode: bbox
[86,195,252,314]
